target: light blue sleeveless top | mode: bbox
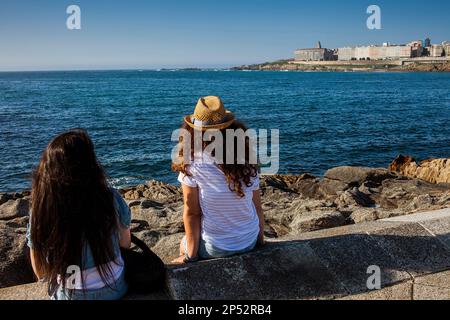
[26,189,131,300]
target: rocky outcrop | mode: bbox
[401,62,450,72]
[0,199,29,220]
[232,61,450,73]
[1,158,450,290]
[390,155,450,184]
[0,216,34,288]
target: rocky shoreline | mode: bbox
[1,155,450,290]
[231,60,450,72]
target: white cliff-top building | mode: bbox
[338,43,413,61]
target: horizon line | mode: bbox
[0,67,239,73]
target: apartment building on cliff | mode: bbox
[337,43,413,61]
[445,42,450,57]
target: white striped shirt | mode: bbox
[178,154,260,251]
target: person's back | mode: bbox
[27,129,132,300]
[178,152,260,252]
[172,96,265,264]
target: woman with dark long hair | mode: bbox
[27,129,131,300]
[172,96,265,264]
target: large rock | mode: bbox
[0,223,34,289]
[349,208,379,224]
[290,211,346,234]
[134,229,173,250]
[151,233,184,264]
[132,205,183,233]
[0,199,30,221]
[335,188,375,208]
[389,155,416,172]
[377,178,450,210]
[324,166,394,187]
[390,155,450,184]
[0,194,12,206]
[122,180,182,203]
[317,178,349,197]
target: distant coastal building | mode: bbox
[444,41,450,57]
[292,38,450,63]
[430,44,445,57]
[408,40,424,57]
[338,43,413,61]
[294,42,337,61]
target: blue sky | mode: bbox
[0,0,449,71]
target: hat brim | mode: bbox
[184,111,235,131]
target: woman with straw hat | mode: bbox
[172,96,265,264]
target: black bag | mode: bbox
[120,234,166,294]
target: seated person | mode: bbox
[27,129,132,300]
[172,96,265,264]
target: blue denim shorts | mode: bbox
[182,236,257,260]
[52,270,128,300]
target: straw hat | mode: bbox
[184,96,235,130]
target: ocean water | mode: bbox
[1,70,450,192]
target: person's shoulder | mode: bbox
[110,187,123,200]
[109,187,131,227]
[109,188,127,208]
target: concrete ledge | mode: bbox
[2,209,450,300]
[0,282,170,300]
[0,282,47,300]
[412,271,450,300]
[167,210,450,300]
[382,208,450,223]
[167,243,348,300]
[337,282,413,300]
[414,284,450,300]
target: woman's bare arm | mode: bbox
[253,190,265,245]
[29,249,44,280]
[119,227,131,249]
[181,184,202,259]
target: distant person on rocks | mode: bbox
[27,129,137,300]
[172,96,265,264]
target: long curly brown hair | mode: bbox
[172,120,258,197]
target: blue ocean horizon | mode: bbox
[1,70,450,193]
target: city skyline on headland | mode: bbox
[1,0,450,71]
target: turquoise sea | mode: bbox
[1,70,450,192]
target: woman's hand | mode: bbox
[171,255,186,264]
[253,190,265,247]
[257,231,265,246]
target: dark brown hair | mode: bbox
[31,129,118,295]
[172,120,258,197]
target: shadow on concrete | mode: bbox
[166,220,450,300]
